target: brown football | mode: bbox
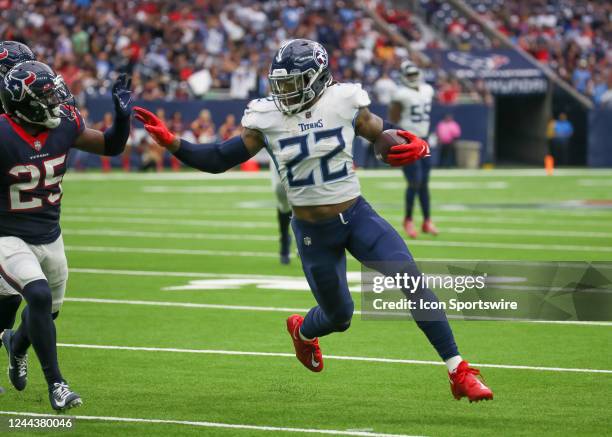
[373,129,405,163]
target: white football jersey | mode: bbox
[392,83,434,138]
[242,83,370,206]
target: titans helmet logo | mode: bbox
[313,45,328,68]
[6,71,36,102]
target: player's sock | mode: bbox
[418,183,431,220]
[0,295,22,332]
[445,355,463,372]
[12,280,63,386]
[298,328,315,342]
[278,209,292,256]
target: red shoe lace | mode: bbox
[455,365,483,385]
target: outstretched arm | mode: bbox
[74,74,133,156]
[134,107,265,174]
[354,107,429,166]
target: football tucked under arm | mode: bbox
[373,129,430,166]
[354,107,430,167]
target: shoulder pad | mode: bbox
[391,86,410,103]
[327,83,371,120]
[241,98,281,131]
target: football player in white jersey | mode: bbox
[134,39,493,402]
[389,61,438,238]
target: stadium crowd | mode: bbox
[421,0,612,105]
[0,0,491,106]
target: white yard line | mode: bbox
[64,245,278,258]
[63,206,275,217]
[63,229,277,241]
[63,296,612,327]
[0,411,422,437]
[62,216,276,228]
[62,213,612,229]
[63,239,612,255]
[61,205,612,219]
[69,267,301,280]
[440,227,612,238]
[54,342,612,374]
[62,169,612,181]
[62,227,612,241]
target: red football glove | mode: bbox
[386,130,430,167]
[134,106,176,147]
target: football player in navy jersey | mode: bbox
[0,42,36,356]
[0,60,133,410]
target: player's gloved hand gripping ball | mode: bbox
[374,129,431,167]
[112,74,134,119]
[134,106,177,148]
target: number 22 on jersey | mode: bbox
[279,127,348,187]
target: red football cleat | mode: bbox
[422,219,439,236]
[403,218,418,239]
[449,361,493,402]
[286,314,323,372]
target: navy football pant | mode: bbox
[12,280,64,386]
[0,295,21,331]
[402,156,432,220]
[292,197,459,360]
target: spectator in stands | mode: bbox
[170,111,185,136]
[551,112,574,165]
[373,70,397,105]
[218,114,240,140]
[436,114,462,167]
[190,109,217,143]
[598,72,612,107]
[438,77,461,104]
[572,59,592,94]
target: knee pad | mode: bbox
[22,279,52,312]
[329,300,354,332]
[410,181,422,192]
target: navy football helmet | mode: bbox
[400,60,420,88]
[0,41,35,79]
[269,39,332,115]
[0,61,73,129]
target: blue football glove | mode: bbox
[112,73,133,119]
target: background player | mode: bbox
[389,61,438,238]
[0,61,132,410]
[134,39,493,402]
[271,165,293,264]
[0,41,36,356]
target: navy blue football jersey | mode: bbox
[0,107,84,245]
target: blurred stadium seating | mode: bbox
[0,0,609,166]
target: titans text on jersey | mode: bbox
[0,107,84,245]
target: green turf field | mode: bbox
[1,168,611,437]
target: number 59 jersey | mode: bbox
[0,109,84,245]
[392,83,434,139]
[242,83,370,206]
